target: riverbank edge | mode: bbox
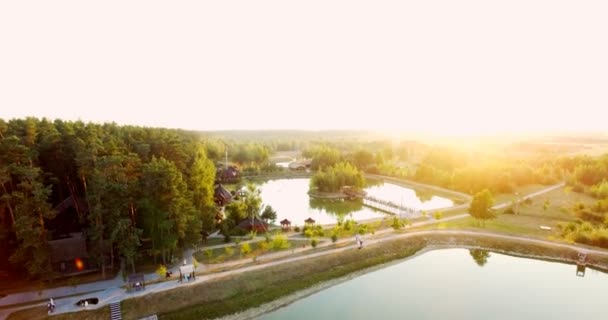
[134,233,608,319]
[218,234,608,320]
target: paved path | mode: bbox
[0,182,568,319]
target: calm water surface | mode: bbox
[257,178,453,225]
[260,249,608,320]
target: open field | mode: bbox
[416,187,597,240]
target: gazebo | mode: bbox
[179,264,195,283]
[304,217,316,226]
[127,273,145,292]
[280,219,291,232]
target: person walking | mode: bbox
[355,233,363,249]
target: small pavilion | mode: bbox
[280,219,291,232]
[304,217,316,227]
[179,264,196,282]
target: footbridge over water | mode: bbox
[343,189,427,218]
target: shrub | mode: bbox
[271,234,291,250]
[311,238,318,248]
[240,243,252,256]
[433,212,443,220]
[156,265,167,278]
[224,234,231,243]
[294,226,301,232]
[343,219,355,231]
[224,246,234,256]
[576,209,605,224]
[331,233,338,243]
[204,249,214,259]
[391,216,404,230]
[257,241,269,252]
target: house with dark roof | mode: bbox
[214,184,233,206]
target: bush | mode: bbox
[204,249,214,259]
[391,216,404,230]
[576,209,606,224]
[503,207,515,214]
[155,265,167,278]
[343,219,355,231]
[240,243,252,256]
[257,241,269,252]
[224,246,234,256]
[311,238,318,248]
[224,234,231,243]
[271,234,291,250]
[331,233,338,243]
[433,212,443,220]
[294,226,301,232]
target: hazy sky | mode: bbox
[1,1,606,134]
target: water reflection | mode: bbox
[256,178,453,225]
[469,249,491,267]
[309,198,363,218]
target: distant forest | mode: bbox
[0,118,216,278]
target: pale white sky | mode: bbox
[0,1,606,134]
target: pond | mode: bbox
[259,248,608,320]
[256,178,454,226]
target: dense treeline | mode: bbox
[310,162,365,193]
[412,147,563,194]
[0,118,216,278]
[562,155,608,248]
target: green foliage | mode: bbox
[561,221,608,249]
[469,249,490,267]
[156,265,168,278]
[391,216,405,230]
[240,243,252,256]
[306,146,341,170]
[343,219,355,231]
[232,143,270,165]
[310,162,365,193]
[311,238,318,248]
[469,189,495,222]
[590,180,608,199]
[261,205,277,224]
[204,249,214,259]
[224,246,235,257]
[302,224,325,238]
[357,224,368,235]
[331,233,338,243]
[257,240,269,252]
[293,226,301,232]
[270,234,291,250]
[433,212,443,220]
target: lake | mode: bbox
[260,248,608,320]
[256,178,454,226]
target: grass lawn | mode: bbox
[415,187,599,240]
[493,183,553,205]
